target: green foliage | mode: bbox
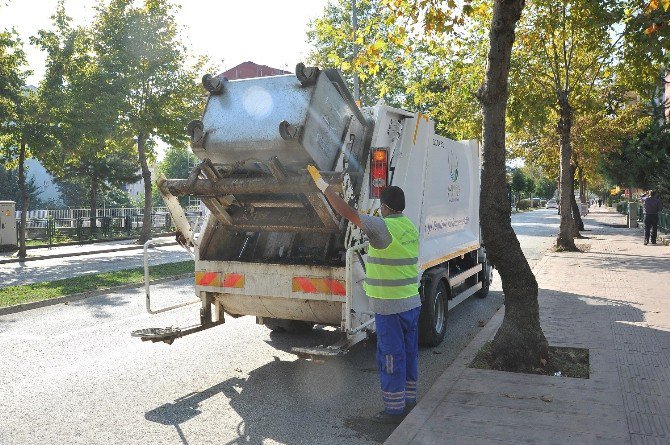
[158,145,197,180]
[510,169,527,195]
[0,165,45,209]
[32,4,140,214]
[154,144,197,206]
[55,179,132,209]
[91,0,205,239]
[307,0,485,139]
[600,121,670,202]
[534,177,557,199]
[307,0,407,106]
[0,30,27,145]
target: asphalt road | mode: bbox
[0,210,558,445]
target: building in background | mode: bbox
[220,61,291,80]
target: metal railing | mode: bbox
[617,202,670,232]
[16,207,203,247]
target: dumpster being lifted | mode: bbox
[133,64,492,356]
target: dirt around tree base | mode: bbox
[470,342,589,379]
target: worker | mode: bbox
[308,165,421,424]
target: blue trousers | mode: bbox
[375,306,421,414]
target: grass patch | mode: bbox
[471,341,589,379]
[0,260,194,308]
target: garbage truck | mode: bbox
[132,64,493,356]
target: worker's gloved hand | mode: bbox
[307,165,329,193]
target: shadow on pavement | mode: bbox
[142,287,505,445]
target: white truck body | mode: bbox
[137,68,490,353]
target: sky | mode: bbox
[0,0,331,85]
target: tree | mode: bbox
[510,169,527,205]
[351,0,547,370]
[0,29,36,258]
[308,0,408,106]
[534,177,556,199]
[508,0,621,250]
[33,3,140,231]
[601,121,670,202]
[153,144,197,206]
[0,165,45,209]
[92,0,204,243]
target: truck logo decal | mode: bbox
[449,152,459,182]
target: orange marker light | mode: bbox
[373,150,387,161]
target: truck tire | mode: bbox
[419,280,448,347]
[475,261,493,298]
[264,318,314,334]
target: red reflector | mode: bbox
[371,149,388,198]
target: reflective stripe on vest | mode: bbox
[364,215,419,300]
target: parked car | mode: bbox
[545,199,558,209]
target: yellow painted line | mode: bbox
[420,244,480,270]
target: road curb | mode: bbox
[386,254,551,445]
[0,273,194,317]
[0,241,178,265]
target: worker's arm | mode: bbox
[308,165,362,228]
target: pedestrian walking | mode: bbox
[308,165,421,425]
[598,199,602,207]
[641,190,664,245]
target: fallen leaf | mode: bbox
[540,358,547,366]
[540,395,553,403]
[432,350,443,355]
[477,320,486,327]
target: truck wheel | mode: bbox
[475,262,493,298]
[419,280,448,347]
[264,318,314,334]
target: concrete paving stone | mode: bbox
[460,368,616,391]
[445,389,626,419]
[619,365,670,383]
[410,429,523,445]
[416,415,629,445]
[627,411,670,437]
[630,433,670,445]
[454,377,624,408]
[431,399,630,438]
[388,209,670,445]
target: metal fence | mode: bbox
[616,202,670,233]
[15,206,202,247]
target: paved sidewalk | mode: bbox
[387,207,670,444]
[0,235,177,264]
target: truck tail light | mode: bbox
[370,148,388,198]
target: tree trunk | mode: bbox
[137,133,153,244]
[90,174,98,236]
[17,140,29,259]
[556,91,578,251]
[578,167,586,203]
[477,0,548,371]
[570,165,584,233]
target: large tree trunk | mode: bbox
[578,166,586,203]
[17,140,29,259]
[137,133,152,244]
[477,0,548,371]
[570,165,584,233]
[90,174,98,236]
[556,91,578,251]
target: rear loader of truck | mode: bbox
[133,65,492,356]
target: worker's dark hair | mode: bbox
[381,186,405,212]
[651,190,659,197]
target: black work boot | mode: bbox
[371,410,406,425]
